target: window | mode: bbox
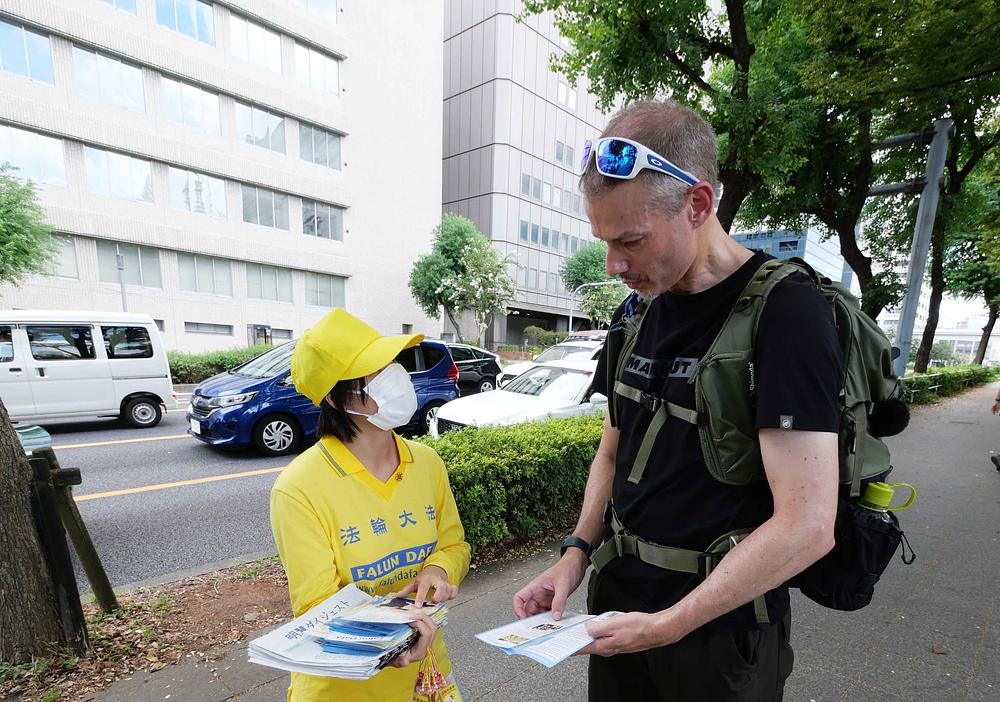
[568,89,577,110]
[0,20,54,84]
[295,43,339,94]
[230,15,281,73]
[401,324,413,334]
[272,327,293,340]
[521,173,530,196]
[552,186,561,207]
[778,240,799,252]
[562,234,569,252]
[299,123,341,169]
[573,194,581,213]
[555,141,564,162]
[0,125,66,186]
[293,0,337,22]
[519,220,528,241]
[154,319,165,331]
[169,167,227,217]
[305,271,345,307]
[450,346,474,362]
[571,237,578,253]
[541,227,549,246]
[530,223,539,243]
[73,47,144,112]
[178,252,232,295]
[156,0,215,45]
[246,263,292,302]
[97,241,162,287]
[542,183,551,204]
[161,77,221,135]
[27,326,95,360]
[528,269,537,289]
[539,271,547,291]
[102,326,153,358]
[101,0,138,12]
[532,177,542,199]
[0,326,13,362]
[565,145,575,167]
[185,321,232,335]
[302,199,344,240]
[557,82,567,105]
[551,231,559,250]
[517,267,526,286]
[47,235,78,278]
[241,185,288,229]
[235,102,285,152]
[84,146,153,203]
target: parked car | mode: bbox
[187,338,459,456]
[497,339,604,388]
[430,360,607,437]
[0,311,174,428]
[446,343,502,393]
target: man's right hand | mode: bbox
[513,549,589,621]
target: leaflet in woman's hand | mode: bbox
[476,610,623,667]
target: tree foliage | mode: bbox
[0,163,56,285]
[578,282,629,329]
[442,236,516,345]
[560,240,608,292]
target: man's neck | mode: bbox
[669,217,753,295]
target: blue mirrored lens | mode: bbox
[596,140,638,176]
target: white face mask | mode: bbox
[345,363,417,431]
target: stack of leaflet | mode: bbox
[476,610,622,667]
[248,584,448,679]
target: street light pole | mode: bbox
[568,280,622,333]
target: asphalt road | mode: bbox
[44,394,286,591]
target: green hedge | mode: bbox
[414,414,604,551]
[168,344,274,384]
[902,365,1000,404]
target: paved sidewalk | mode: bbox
[85,382,1000,701]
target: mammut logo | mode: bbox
[667,357,698,378]
[748,362,755,392]
[625,354,660,379]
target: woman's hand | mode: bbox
[397,565,457,605]
[389,613,437,668]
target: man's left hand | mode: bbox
[576,611,682,657]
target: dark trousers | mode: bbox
[587,569,794,702]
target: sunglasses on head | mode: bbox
[580,137,699,187]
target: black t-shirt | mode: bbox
[592,251,843,630]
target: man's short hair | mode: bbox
[580,100,719,216]
[316,376,367,442]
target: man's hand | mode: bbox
[992,399,999,415]
[513,550,588,621]
[577,611,680,657]
[397,565,456,606]
[390,614,437,668]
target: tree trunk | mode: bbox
[974,304,998,366]
[716,169,757,233]
[0,399,66,663]
[914,224,946,373]
[444,308,462,340]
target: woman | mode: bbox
[270,308,471,701]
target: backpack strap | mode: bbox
[606,294,652,428]
[591,502,769,624]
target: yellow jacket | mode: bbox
[270,433,471,702]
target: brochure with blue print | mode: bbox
[476,610,623,667]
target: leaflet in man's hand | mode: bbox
[476,610,623,667]
[248,584,447,678]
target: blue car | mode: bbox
[186,339,459,455]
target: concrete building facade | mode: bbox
[0,0,444,352]
[442,0,611,346]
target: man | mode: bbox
[513,100,842,700]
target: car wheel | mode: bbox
[478,378,495,393]
[123,398,162,428]
[253,414,301,456]
[420,401,444,435]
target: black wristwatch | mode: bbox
[560,535,593,558]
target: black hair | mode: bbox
[316,376,368,442]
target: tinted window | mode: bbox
[231,341,295,378]
[449,346,474,362]
[102,326,153,358]
[421,345,446,371]
[395,347,419,373]
[534,344,592,363]
[27,326,95,360]
[0,326,12,362]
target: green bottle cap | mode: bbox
[859,481,917,512]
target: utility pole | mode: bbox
[116,253,128,312]
[568,280,622,332]
[868,118,953,377]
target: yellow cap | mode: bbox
[290,308,423,406]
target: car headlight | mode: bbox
[206,391,257,409]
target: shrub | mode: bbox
[496,343,519,353]
[415,414,604,552]
[168,344,274,384]
[902,365,1000,404]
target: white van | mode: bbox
[0,311,174,428]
